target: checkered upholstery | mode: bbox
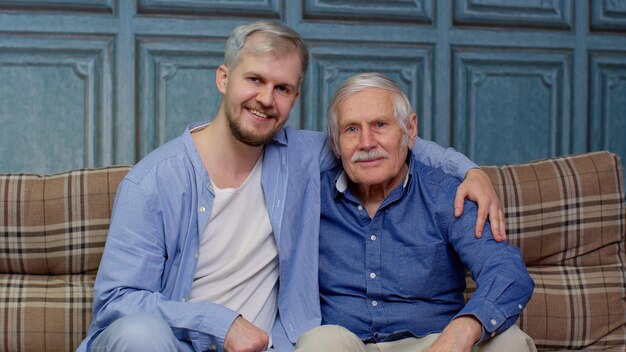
[0,166,130,352]
[0,152,624,351]
[466,151,626,351]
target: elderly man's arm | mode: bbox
[427,316,482,352]
[411,137,506,241]
[434,198,534,350]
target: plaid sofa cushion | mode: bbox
[0,166,130,352]
[467,151,626,351]
[0,167,129,275]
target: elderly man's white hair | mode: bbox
[327,72,415,157]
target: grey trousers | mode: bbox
[295,324,537,352]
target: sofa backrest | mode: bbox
[478,151,626,350]
[0,166,130,351]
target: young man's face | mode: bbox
[337,88,417,190]
[216,42,302,146]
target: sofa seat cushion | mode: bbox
[0,273,95,351]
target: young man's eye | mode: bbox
[276,86,291,94]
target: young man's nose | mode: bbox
[256,86,275,107]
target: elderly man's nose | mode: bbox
[359,129,376,149]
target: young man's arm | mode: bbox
[91,179,240,351]
[411,137,506,241]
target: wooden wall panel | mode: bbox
[590,52,626,161]
[591,0,626,31]
[137,37,225,158]
[453,48,570,165]
[453,0,572,29]
[303,0,432,24]
[0,0,114,14]
[0,1,624,187]
[0,35,113,174]
[137,0,280,18]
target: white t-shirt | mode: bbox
[189,156,278,337]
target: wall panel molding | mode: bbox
[453,0,572,30]
[453,48,571,165]
[590,52,626,160]
[137,36,225,158]
[0,35,114,174]
[303,43,432,135]
[0,0,114,14]
[591,0,626,32]
[303,0,433,24]
[137,0,281,18]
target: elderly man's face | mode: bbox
[336,88,417,189]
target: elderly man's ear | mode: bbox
[407,113,418,148]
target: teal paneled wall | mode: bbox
[0,1,625,186]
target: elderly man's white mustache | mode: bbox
[351,149,390,163]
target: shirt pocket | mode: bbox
[392,242,457,299]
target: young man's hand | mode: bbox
[454,168,507,242]
[224,316,269,352]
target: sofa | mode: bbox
[0,151,624,351]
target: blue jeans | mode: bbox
[90,313,195,352]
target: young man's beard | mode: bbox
[227,112,281,147]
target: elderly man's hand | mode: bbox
[224,316,269,352]
[454,168,506,242]
[427,316,482,352]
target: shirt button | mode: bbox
[371,300,378,307]
[370,272,376,279]
[209,185,214,191]
[199,206,206,213]
[490,319,497,326]
[518,304,523,309]
[210,344,217,351]
[181,297,187,302]
[358,205,363,211]
[195,252,199,259]
[370,234,377,241]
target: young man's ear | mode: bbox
[216,64,229,94]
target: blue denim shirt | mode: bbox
[319,152,534,344]
[78,122,476,352]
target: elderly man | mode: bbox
[296,73,536,352]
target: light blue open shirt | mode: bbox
[78,121,475,352]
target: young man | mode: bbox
[296,73,535,352]
[79,23,504,352]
